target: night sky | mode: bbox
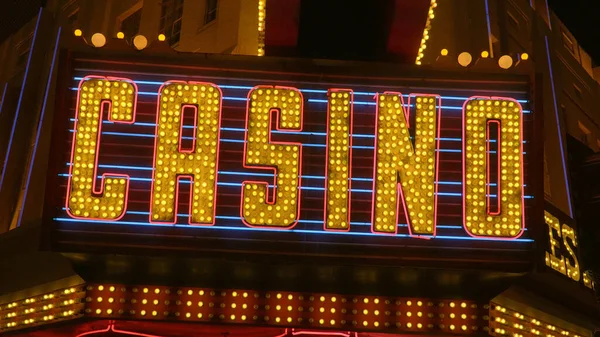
[549,0,600,65]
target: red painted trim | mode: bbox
[264,0,301,49]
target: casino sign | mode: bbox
[64,76,526,239]
[0,39,565,337]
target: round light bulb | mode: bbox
[158,34,166,42]
[521,53,529,60]
[133,35,148,50]
[499,55,514,69]
[481,50,489,58]
[458,52,473,67]
[441,48,448,56]
[91,33,106,48]
[116,32,124,39]
[74,29,82,37]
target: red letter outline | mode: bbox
[65,76,138,221]
[461,96,525,240]
[486,120,501,216]
[370,92,442,238]
[240,85,304,229]
[149,80,223,226]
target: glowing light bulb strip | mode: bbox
[258,0,266,56]
[0,286,85,331]
[324,89,353,231]
[65,76,138,220]
[416,0,438,65]
[490,303,584,337]
[75,283,486,333]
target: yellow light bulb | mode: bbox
[499,55,514,69]
[133,35,148,50]
[91,33,106,47]
[458,52,473,67]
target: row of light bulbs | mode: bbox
[1,288,81,330]
[493,305,580,337]
[74,28,531,70]
[439,48,529,69]
[416,0,438,65]
[74,29,167,50]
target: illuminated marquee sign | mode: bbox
[56,73,530,242]
[544,207,595,290]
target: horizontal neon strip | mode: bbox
[67,119,529,144]
[57,173,532,198]
[67,129,521,154]
[53,217,534,242]
[96,210,527,231]
[60,166,521,187]
[72,77,530,104]
[58,207,462,229]
[310,99,376,106]
[308,99,531,113]
[67,87,531,113]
